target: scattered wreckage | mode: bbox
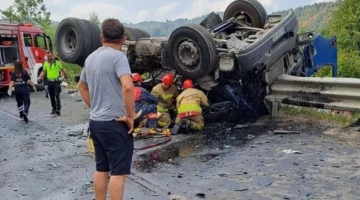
[55,0,340,123]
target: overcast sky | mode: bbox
[1,0,336,23]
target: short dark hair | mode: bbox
[101,18,125,43]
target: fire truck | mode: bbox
[0,22,52,91]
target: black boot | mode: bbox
[349,118,360,127]
[171,119,190,135]
[23,113,28,123]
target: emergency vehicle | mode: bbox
[0,22,52,91]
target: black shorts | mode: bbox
[89,120,134,175]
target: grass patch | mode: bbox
[62,63,82,89]
[279,105,360,126]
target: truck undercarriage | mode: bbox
[55,0,338,123]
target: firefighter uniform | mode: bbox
[174,79,209,132]
[151,74,178,127]
[132,73,158,129]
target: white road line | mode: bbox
[0,109,21,121]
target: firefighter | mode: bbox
[132,73,158,134]
[7,60,36,123]
[38,51,69,116]
[171,79,209,134]
[151,74,178,127]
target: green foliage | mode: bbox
[0,0,51,28]
[313,0,360,78]
[89,12,100,26]
[274,1,339,33]
[63,63,82,88]
[280,105,360,125]
[328,0,360,52]
[123,13,220,37]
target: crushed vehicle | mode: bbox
[0,22,52,91]
[55,0,337,123]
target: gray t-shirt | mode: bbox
[80,46,131,121]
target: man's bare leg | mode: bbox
[94,171,109,200]
[109,175,126,200]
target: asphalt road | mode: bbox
[1,90,360,200]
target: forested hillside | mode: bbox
[274,1,339,32]
[124,1,339,37]
[123,13,223,37]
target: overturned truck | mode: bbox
[55,0,337,123]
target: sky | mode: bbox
[1,0,336,23]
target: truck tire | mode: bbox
[223,0,267,28]
[55,17,93,66]
[200,12,223,29]
[83,20,102,51]
[168,24,218,79]
[124,27,151,41]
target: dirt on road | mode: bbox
[0,91,360,200]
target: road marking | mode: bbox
[0,109,21,121]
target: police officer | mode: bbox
[7,60,36,123]
[39,51,69,116]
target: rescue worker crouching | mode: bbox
[132,73,158,134]
[151,74,178,127]
[171,79,209,134]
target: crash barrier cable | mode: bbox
[265,74,360,112]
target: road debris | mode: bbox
[196,193,206,198]
[273,130,300,135]
[282,149,302,154]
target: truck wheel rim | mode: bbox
[177,40,200,68]
[61,27,77,54]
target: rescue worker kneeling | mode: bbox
[151,74,178,127]
[132,73,158,134]
[171,79,209,134]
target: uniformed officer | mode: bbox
[151,74,178,127]
[171,79,209,134]
[7,60,36,123]
[132,73,158,134]
[39,51,69,116]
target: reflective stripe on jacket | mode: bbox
[176,88,209,116]
[151,83,178,112]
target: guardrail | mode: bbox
[265,74,360,114]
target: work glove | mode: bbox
[7,90,12,96]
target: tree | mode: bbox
[0,0,51,27]
[89,12,100,26]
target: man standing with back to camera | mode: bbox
[77,18,136,200]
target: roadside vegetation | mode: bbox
[1,0,359,120]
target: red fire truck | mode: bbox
[0,22,52,91]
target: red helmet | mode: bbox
[182,79,194,89]
[132,73,142,83]
[162,74,174,85]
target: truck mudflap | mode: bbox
[236,11,298,72]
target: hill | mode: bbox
[274,1,340,32]
[124,1,339,37]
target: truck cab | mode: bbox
[0,22,52,91]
